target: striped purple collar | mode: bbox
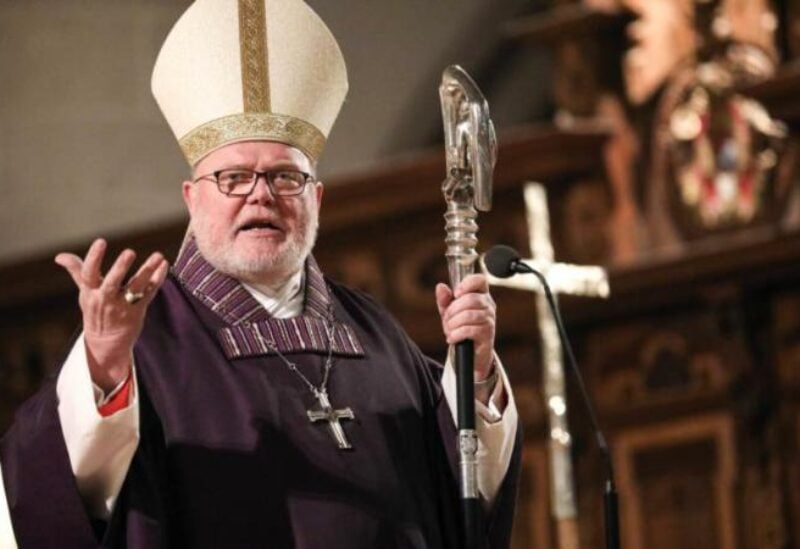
[173,238,364,359]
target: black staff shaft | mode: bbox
[456,339,480,549]
[456,340,476,427]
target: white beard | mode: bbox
[191,207,319,288]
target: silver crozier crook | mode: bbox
[439,64,496,549]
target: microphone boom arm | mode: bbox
[484,245,620,549]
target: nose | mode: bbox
[246,173,275,204]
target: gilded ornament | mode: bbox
[179,113,326,165]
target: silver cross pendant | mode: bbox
[307,390,355,450]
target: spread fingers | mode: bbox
[100,249,137,294]
[81,239,107,288]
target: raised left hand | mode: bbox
[435,273,496,380]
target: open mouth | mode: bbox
[238,220,284,233]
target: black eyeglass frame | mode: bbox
[192,168,315,197]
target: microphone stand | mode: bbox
[439,65,496,549]
[511,258,620,549]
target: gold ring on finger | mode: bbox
[123,288,145,305]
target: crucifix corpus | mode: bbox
[485,182,610,549]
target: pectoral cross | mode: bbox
[307,390,355,450]
[485,183,610,549]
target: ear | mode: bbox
[182,179,196,214]
[313,181,324,210]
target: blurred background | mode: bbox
[2,0,800,547]
[0,0,548,263]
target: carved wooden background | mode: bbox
[2,0,800,547]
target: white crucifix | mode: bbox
[484,182,609,549]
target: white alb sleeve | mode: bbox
[56,333,140,519]
[0,461,18,548]
[442,353,518,508]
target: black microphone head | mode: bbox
[484,245,521,278]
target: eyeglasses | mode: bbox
[193,168,314,197]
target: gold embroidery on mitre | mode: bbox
[179,113,326,165]
[238,0,270,112]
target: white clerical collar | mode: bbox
[241,269,305,319]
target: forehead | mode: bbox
[195,141,313,173]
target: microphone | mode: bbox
[483,244,525,278]
[484,244,620,549]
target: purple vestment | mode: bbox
[1,240,521,548]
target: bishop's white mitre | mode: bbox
[152,0,348,165]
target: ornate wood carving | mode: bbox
[621,0,696,106]
[740,461,788,548]
[613,414,737,549]
[585,310,741,418]
[772,289,800,390]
